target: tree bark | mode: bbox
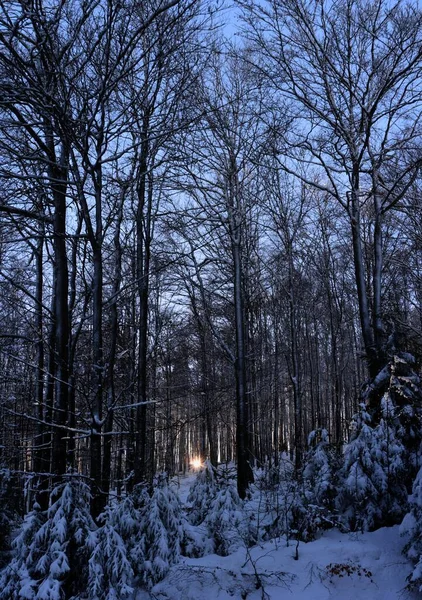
[50,156,70,478]
[134,125,153,484]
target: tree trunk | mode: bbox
[135,260,149,479]
[232,229,254,498]
[90,165,105,516]
[34,235,44,474]
[349,183,377,377]
[373,183,384,356]
[102,193,124,501]
[51,157,70,478]
[134,127,153,485]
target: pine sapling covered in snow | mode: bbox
[89,484,150,590]
[179,513,211,559]
[303,428,339,511]
[337,406,381,531]
[284,480,321,543]
[363,351,422,491]
[0,500,46,600]
[205,480,249,556]
[109,483,150,573]
[387,353,422,487]
[401,466,422,591]
[187,460,218,525]
[0,475,96,600]
[87,506,134,600]
[141,473,184,587]
[284,428,343,539]
[337,402,407,531]
[372,396,408,523]
[36,476,96,599]
[141,492,171,586]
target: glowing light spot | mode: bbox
[191,457,202,470]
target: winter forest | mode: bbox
[0,0,422,597]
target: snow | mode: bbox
[2,470,419,600]
[129,472,419,600]
[137,525,417,600]
[172,472,197,505]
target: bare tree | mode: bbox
[241,0,422,395]
[173,47,270,496]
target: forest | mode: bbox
[0,0,422,597]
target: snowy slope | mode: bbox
[137,524,418,600]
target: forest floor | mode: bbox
[136,473,420,600]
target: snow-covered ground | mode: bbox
[138,525,416,600]
[136,473,418,600]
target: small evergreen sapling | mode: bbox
[284,429,342,541]
[303,428,339,511]
[142,491,171,586]
[205,480,248,556]
[0,475,95,600]
[401,466,422,591]
[35,477,96,600]
[109,483,150,573]
[337,402,407,531]
[141,474,184,587]
[186,460,218,526]
[363,351,422,491]
[87,507,134,600]
[0,501,46,600]
[372,396,408,523]
[387,353,422,487]
[337,406,382,531]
